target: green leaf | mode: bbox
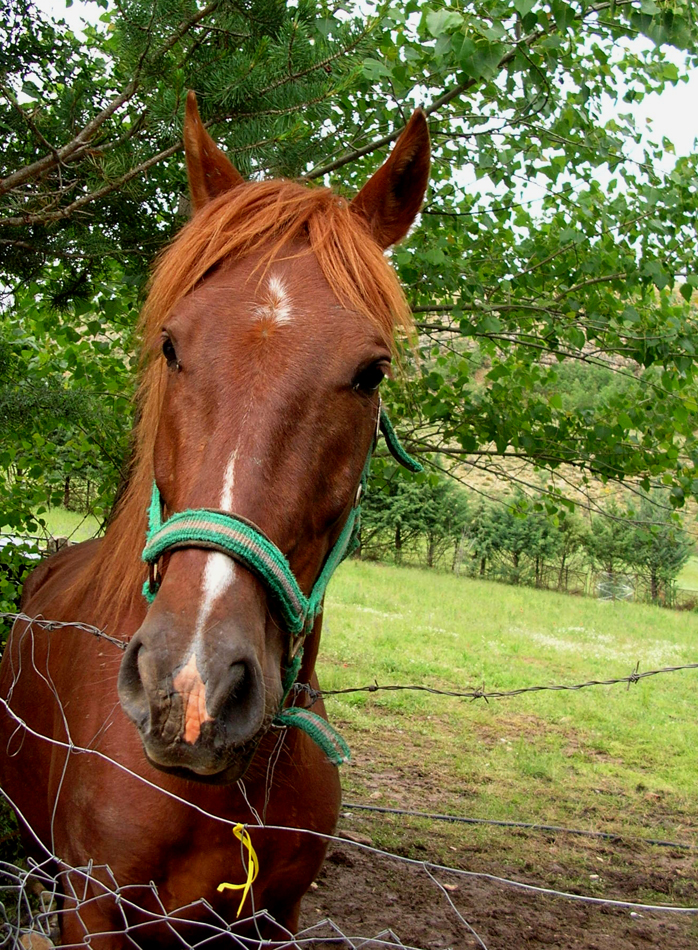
[551,0,575,30]
[362,58,392,80]
[426,8,463,37]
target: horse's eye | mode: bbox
[353,360,389,394]
[162,336,179,370]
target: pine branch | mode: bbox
[0,0,222,199]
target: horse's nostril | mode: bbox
[198,656,264,743]
[118,623,267,754]
[117,637,150,729]
[228,661,248,702]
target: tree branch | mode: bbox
[0,0,222,199]
[306,0,637,180]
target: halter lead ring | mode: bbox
[140,405,422,764]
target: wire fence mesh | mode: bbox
[0,612,697,949]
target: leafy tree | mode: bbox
[3,0,698,612]
[585,501,636,577]
[372,0,698,517]
[360,473,468,566]
[625,492,693,602]
[0,268,135,523]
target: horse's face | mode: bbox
[119,253,389,781]
[117,93,429,783]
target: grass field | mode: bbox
[317,560,698,910]
[2,555,696,945]
[680,555,698,591]
[33,506,102,542]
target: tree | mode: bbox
[360,472,468,566]
[625,492,692,603]
[1,0,367,288]
[555,512,588,590]
[464,500,498,577]
[463,493,561,583]
[585,494,692,603]
[367,0,698,518]
[585,501,636,577]
[3,0,698,612]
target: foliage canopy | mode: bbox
[2,0,698,610]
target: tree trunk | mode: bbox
[427,536,435,568]
[558,552,567,590]
[651,570,658,603]
[63,475,71,509]
[480,556,486,576]
[395,522,402,564]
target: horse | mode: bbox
[0,91,429,948]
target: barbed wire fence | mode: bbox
[0,612,697,950]
[5,613,698,704]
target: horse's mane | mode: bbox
[78,178,413,620]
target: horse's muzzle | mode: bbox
[117,618,270,782]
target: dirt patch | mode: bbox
[301,841,698,949]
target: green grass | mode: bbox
[318,560,698,882]
[679,555,698,591]
[35,507,101,542]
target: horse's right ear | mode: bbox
[184,91,244,213]
[351,110,430,250]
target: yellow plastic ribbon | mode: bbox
[217,823,259,918]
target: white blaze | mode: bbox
[220,446,239,512]
[195,449,239,638]
[256,273,292,325]
[195,552,235,638]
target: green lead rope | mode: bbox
[379,409,423,474]
[273,650,351,766]
[141,408,421,765]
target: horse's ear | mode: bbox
[184,90,244,213]
[351,110,430,250]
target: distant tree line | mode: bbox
[359,477,693,607]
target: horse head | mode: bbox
[117,93,430,783]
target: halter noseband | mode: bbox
[140,404,422,765]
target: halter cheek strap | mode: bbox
[140,407,421,765]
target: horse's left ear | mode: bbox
[184,90,244,213]
[351,110,430,250]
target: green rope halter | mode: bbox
[141,407,421,766]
